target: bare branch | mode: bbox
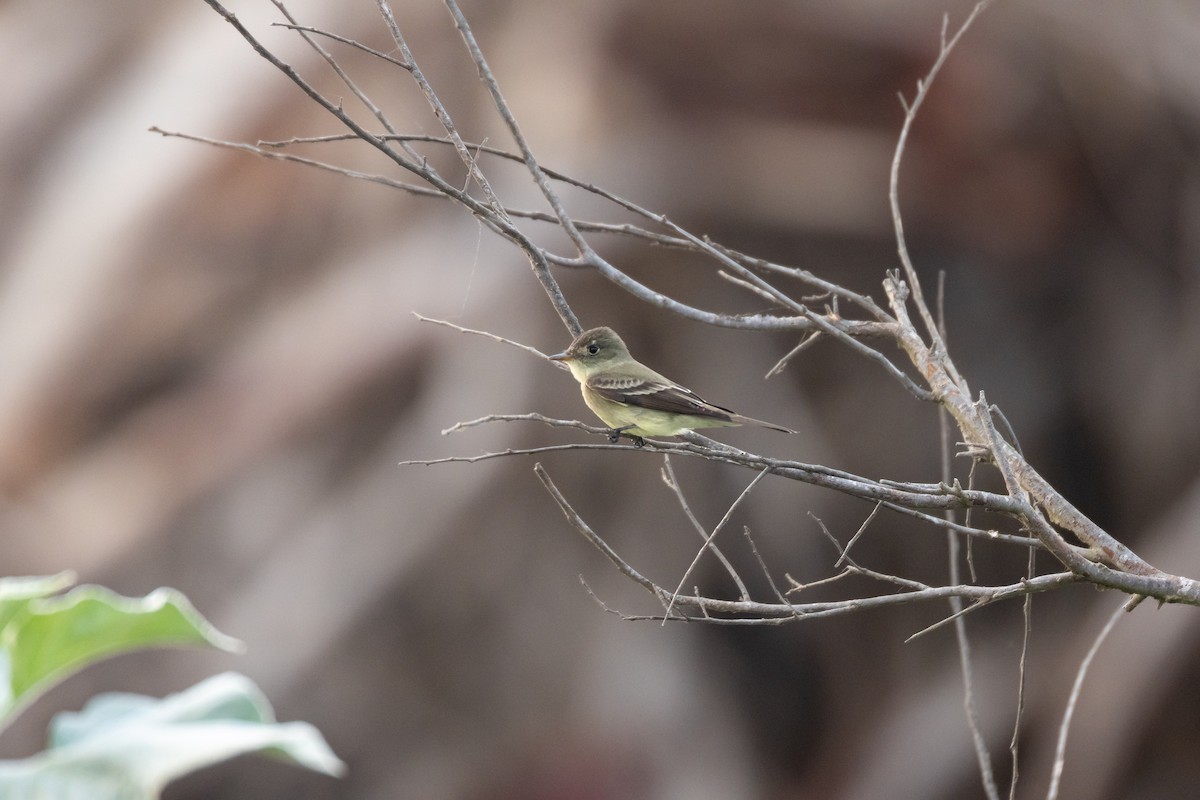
[173,3,1200,797]
[375,0,505,219]
[1046,601,1127,800]
[269,2,409,145]
[534,463,663,599]
[661,457,749,600]
[150,127,454,203]
[743,526,799,620]
[271,23,412,72]
[632,572,1080,624]
[890,1,992,359]
[413,314,564,365]
[188,13,1200,777]
[1008,542,1037,800]
[663,467,770,621]
[834,502,884,568]
[534,463,1083,624]
[440,0,593,264]
[765,331,822,378]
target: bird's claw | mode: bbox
[607,425,643,447]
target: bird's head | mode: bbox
[548,327,630,375]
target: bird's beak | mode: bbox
[548,351,571,362]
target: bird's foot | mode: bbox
[607,425,643,447]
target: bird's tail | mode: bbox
[731,413,797,434]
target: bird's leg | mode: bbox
[607,424,641,446]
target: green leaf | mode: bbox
[0,583,243,727]
[0,672,345,799]
[0,572,76,632]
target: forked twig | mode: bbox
[660,457,749,600]
[663,467,771,622]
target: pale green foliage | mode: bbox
[0,575,343,798]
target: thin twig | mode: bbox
[375,0,505,219]
[937,265,999,800]
[799,304,934,401]
[879,502,1045,551]
[272,22,412,70]
[1008,538,1036,800]
[661,456,750,600]
[441,0,590,257]
[766,331,822,378]
[413,313,564,365]
[151,127,452,201]
[534,464,661,597]
[810,513,930,591]
[835,502,884,568]
[743,526,800,622]
[906,596,989,642]
[890,1,993,350]
[269,3,410,162]
[664,467,771,621]
[1046,601,1127,800]
[714,244,891,320]
[642,572,1080,623]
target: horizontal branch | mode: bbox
[537,460,1081,625]
[411,414,1037,541]
[641,571,1082,624]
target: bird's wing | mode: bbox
[586,373,736,421]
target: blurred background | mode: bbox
[2,0,1199,798]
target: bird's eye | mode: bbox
[586,343,599,355]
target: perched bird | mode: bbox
[549,326,795,444]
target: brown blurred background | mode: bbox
[2,0,1199,798]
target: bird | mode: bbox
[548,326,796,445]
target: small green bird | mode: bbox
[549,326,796,444]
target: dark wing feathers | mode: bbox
[586,375,736,421]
